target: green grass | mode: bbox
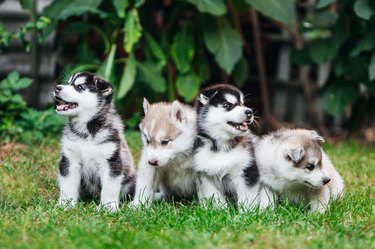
[0,132,374,249]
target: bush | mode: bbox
[0,71,65,143]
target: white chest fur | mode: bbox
[194,143,251,177]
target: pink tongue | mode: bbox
[56,104,70,111]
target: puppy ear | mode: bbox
[171,100,187,124]
[198,90,218,105]
[198,93,209,105]
[143,98,150,115]
[285,145,305,163]
[94,77,113,96]
[310,130,325,144]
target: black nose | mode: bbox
[55,85,62,94]
[322,178,331,185]
[148,160,158,166]
[245,108,253,116]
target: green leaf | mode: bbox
[176,72,200,102]
[245,0,295,26]
[203,17,242,74]
[144,32,167,70]
[124,9,142,53]
[171,25,194,74]
[316,0,335,9]
[322,80,360,116]
[13,78,33,90]
[350,30,375,57]
[20,0,33,10]
[186,0,227,16]
[117,53,137,100]
[354,0,373,20]
[7,71,20,84]
[369,51,375,81]
[309,39,334,64]
[232,57,249,87]
[102,44,117,81]
[43,0,72,19]
[137,61,166,93]
[52,0,107,20]
[112,0,129,18]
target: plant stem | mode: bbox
[249,8,279,130]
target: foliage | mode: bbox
[295,0,375,130]
[0,71,65,143]
[0,138,374,248]
[40,0,298,124]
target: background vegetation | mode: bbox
[0,0,375,142]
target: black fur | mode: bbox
[59,154,70,177]
[87,116,105,136]
[108,149,122,177]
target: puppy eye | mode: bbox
[306,164,315,171]
[161,139,170,146]
[77,85,85,91]
[223,102,232,108]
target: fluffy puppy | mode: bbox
[193,84,261,210]
[54,72,135,211]
[130,99,198,207]
[256,129,344,212]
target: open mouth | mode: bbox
[227,121,250,132]
[55,97,78,112]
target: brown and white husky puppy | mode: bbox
[256,129,344,212]
[130,99,198,207]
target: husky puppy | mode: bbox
[256,129,344,212]
[193,84,261,210]
[130,99,198,207]
[54,72,135,211]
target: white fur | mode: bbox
[56,73,135,212]
[194,89,260,210]
[256,129,345,212]
[131,101,198,207]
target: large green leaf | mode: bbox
[117,53,137,100]
[144,32,167,70]
[112,0,129,18]
[245,0,295,26]
[171,25,194,74]
[354,0,373,20]
[137,61,166,93]
[322,80,360,116]
[369,51,375,81]
[176,72,200,102]
[124,9,142,53]
[203,17,242,74]
[53,0,107,20]
[186,0,227,16]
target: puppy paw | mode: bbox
[97,202,119,212]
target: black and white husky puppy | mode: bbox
[256,129,344,212]
[54,72,135,211]
[193,84,261,210]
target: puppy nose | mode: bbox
[245,108,253,116]
[148,160,158,166]
[322,178,331,185]
[55,85,62,94]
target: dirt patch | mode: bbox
[0,142,26,164]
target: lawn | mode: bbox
[0,131,374,249]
